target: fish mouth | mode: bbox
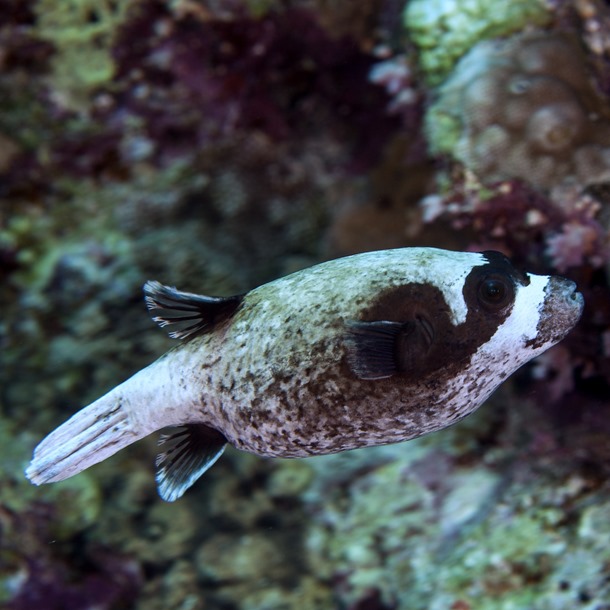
[558,278,584,318]
[526,276,584,351]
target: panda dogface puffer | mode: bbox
[26,248,584,501]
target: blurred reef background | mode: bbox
[2,0,610,608]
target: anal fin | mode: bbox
[156,424,227,502]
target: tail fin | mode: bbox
[26,393,143,485]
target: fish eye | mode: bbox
[477,274,513,311]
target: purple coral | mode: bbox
[3,506,141,610]
[420,178,610,271]
[2,1,400,198]
[108,2,397,167]
[545,220,606,272]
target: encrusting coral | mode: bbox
[404,0,552,85]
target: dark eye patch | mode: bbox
[477,273,514,312]
[464,251,521,317]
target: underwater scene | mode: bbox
[2,0,610,608]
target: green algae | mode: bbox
[404,0,552,85]
[438,513,564,607]
[0,85,55,155]
[306,438,504,609]
[425,109,463,159]
[4,156,207,296]
[245,0,277,19]
[305,442,610,609]
[34,0,131,108]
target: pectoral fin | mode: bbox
[144,281,243,340]
[345,316,435,380]
[156,424,227,502]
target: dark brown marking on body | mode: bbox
[344,253,520,384]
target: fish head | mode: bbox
[466,251,584,367]
[345,249,584,384]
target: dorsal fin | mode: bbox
[143,280,243,340]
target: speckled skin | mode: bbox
[200,250,579,456]
[27,248,583,486]
[201,248,477,456]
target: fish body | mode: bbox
[26,248,583,501]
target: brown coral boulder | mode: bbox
[427,32,610,191]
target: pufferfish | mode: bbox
[26,248,583,501]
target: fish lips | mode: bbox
[527,276,584,350]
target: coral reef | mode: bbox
[368,49,424,133]
[419,178,609,272]
[2,0,397,424]
[107,1,397,166]
[426,31,610,192]
[2,0,610,609]
[571,0,610,68]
